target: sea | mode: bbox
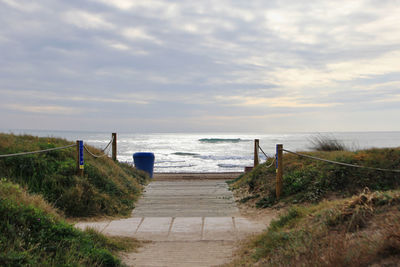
[3,130,400,173]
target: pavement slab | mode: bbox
[135,217,172,241]
[105,217,143,237]
[76,216,264,242]
[75,179,271,266]
[169,217,202,241]
[203,217,236,241]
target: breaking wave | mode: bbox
[198,138,247,143]
[172,152,200,156]
[217,164,245,168]
[194,155,250,160]
[155,164,196,169]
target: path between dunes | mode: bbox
[76,176,274,267]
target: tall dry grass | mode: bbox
[226,190,400,266]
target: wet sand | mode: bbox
[153,172,243,180]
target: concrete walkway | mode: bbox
[76,179,269,267]
[132,180,239,217]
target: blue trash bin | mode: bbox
[133,152,155,178]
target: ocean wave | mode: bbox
[155,164,196,168]
[155,160,186,164]
[217,164,245,168]
[194,154,250,160]
[172,152,200,156]
[198,138,247,143]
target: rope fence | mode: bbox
[283,149,400,173]
[258,145,269,159]
[252,140,400,200]
[101,135,114,152]
[258,144,275,168]
[83,136,114,158]
[83,145,109,158]
[0,133,118,175]
[0,144,76,158]
[265,157,276,169]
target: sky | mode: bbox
[0,0,399,133]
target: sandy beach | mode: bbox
[153,172,243,180]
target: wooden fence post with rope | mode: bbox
[112,133,117,161]
[276,144,283,199]
[254,139,259,167]
[76,140,84,176]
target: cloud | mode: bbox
[266,50,400,90]
[197,112,295,121]
[93,0,169,11]
[93,0,135,10]
[327,51,400,80]
[108,42,130,51]
[62,10,114,30]
[100,39,149,55]
[215,95,341,108]
[0,89,151,105]
[121,27,162,44]
[93,0,180,20]
[0,0,41,12]
[1,0,400,132]
[5,104,86,115]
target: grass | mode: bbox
[0,179,140,266]
[227,190,400,266]
[0,133,149,217]
[308,134,347,151]
[228,140,400,266]
[230,147,400,208]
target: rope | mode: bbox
[101,135,113,152]
[83,145,109,158]
[283,149,400,173]
[258,145,275,168]
[0,144,76,158]
[84,135,115,158]
[258,145,270,159]
[265,157,276,168]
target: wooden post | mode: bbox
[276,144,283,199]
[76,140,84,176]
[112,133,117,161]
[254,139,259,167]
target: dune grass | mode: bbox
[227,190,400,266]
[228,144,400,266]
[0,179,139,266]
[231,147,400,208]
[0,133,149,217]
[308,134,347,151]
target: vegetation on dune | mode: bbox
[228,137,400,266]
[227,190,400,266]
[308,134,348,151]
[0,133,149,217]
[0,179,139,266]
[230,146,400,208]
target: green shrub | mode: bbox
[0,179,127,266]
[269,206,304,230]
[0,133,149,217]
[230,147,400,207]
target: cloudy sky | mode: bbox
[1,0,399,133]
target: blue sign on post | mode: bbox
[78,140,84,169]
[275,144,278,170]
